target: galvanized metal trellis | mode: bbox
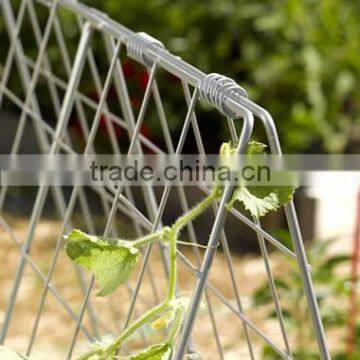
[0,0,330,359]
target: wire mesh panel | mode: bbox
[0,0,330,359]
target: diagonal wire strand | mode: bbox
[66,58,161,359]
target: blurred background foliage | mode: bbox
[3,0,359,153]
[82,0,360,153]
[252,238,354,358]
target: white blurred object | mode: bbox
[306,173,357,252]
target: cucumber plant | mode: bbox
[64,141,296,360]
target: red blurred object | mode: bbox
[130,96,141,109]
[88,85,116,102]
[138,71,149,92]
[139,124,156,154]
[140,124,151,139]
[347,190,360,354]
[123,59,135,78]
[70,117,83,136]
[99,115,121,138]
[107,86,116,101]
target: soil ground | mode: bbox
[0,215,346,359]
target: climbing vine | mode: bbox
[63,141,295,360]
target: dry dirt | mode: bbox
[0,215,344,359]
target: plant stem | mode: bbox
[117,192,217,347]
[175,240,211,249]
[167,307,184,343]
[167,191,217,301]
[173,191,217,233]
[167,229,177,301]
[77,192,218,359]
[110,301,169,350]
[77,302,170,359]
[76,345,106,360]
[132,230,166,247]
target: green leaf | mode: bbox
[252,283,272,306]
[219,141,237,156]
[246,141,268,154]
[320,254,350,271]
[220,140,267,156]
[225,141,296,218]
[252,278,289,306]
[127,343,172,360]
[247,185,295,207]
[0,346,29,360]
[228,187,279,218]
[261,344,282,360]
[65,229,140,297]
